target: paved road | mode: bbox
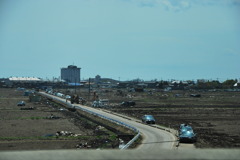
[1,149,240,160]
[40,92,177,150]
[75,105,176,150]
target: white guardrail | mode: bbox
[39,92,140,150]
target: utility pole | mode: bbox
[75,78,76,94]
[88,78,91,100]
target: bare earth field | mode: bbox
[49,88,240,148]
[1,88,240,150]
[0,88,118,150]
[99,89,240,148]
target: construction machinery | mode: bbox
[71,94,79,104]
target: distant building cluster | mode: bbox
[0,64,239,91]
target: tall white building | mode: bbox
[61,65,81,83]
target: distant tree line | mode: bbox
[154,79,238,90]
[194,79,238,90]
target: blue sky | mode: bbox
[0,0,240,81]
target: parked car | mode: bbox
[92,99,109,108]
[65,95,71,99]
[190,94,201,98]
[142,115,156,124]
[179,124,197,143]
[121,101,136,107]
[17,101,25,106]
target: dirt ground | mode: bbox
[1,87,240,150]
[98,89,240,148]
[0,88,119,150]
[70,88,240,148]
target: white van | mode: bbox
[92,99,109,108]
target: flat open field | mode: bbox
[80,88,240,148]
[0,88,119,150]
[1,87,240,150]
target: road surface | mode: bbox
[40,92,177,150]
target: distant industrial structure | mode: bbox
[1,77,42,87]
[8,77,41,82]
[61,65,81,83]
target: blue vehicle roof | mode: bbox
[179,130,195,137]
[143,115,155,120]
[180,124,195,136]
[145,115,154,117]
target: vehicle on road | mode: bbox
[17,101,25,106]
[179,124,197,143]
[142,115,156,124]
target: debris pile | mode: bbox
[95,125,105,131]
[55,131,81,137]
[20,107,34,110]
[76,142,91,149]
[47,114,60,119]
